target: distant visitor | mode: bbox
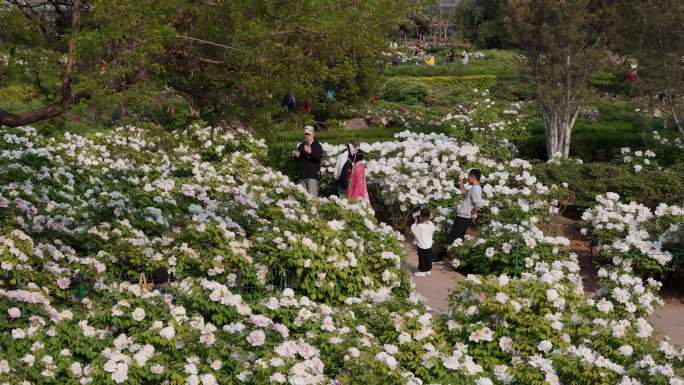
[293,126,323,197]
[346,146,369,204]
[461,50,469,65]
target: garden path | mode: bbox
[403,240,684,347]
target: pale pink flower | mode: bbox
[246,330,266,347]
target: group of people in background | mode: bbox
[292,126,369,203]
[389,39,470,67]
[293,124,484,279]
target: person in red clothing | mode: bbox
[626,64,639,82]
[346,149,369,204]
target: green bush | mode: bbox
[532,159,684,209]
[381,77,431,103]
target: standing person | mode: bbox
[461,50,469,65]
[293,126,323,197]
[425,55,435,66]
[346,149,370,204]
[626,64,639,82]
[392,52,402,66]
[334,143,357,197]
[445,168,484,252]
[412,208,436,277]
[282,94,296,111]
[447,48,455,63]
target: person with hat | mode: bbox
[293,126,324,197]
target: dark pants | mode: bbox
[418,247,433,272]
[447,217,472,246]
[338,183,347,198]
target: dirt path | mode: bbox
[403,239,684,347]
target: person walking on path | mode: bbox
[346,149,370,204]
[334,142,357,197]
[293,126,323,197]
[445,168,484,251]
[412,208,436,277]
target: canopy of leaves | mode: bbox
[0,0,414,128]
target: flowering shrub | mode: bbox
[618,147,658,173]
[440,89,531,159]
[2,124,684,385]
[451,221,572,275]
[0,126,409,305]
[321,132,559,242]
[582,193,684,276]
[652,130,684,150]
[447,236,684,385]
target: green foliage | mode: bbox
[0,1,415,128]
[382,78,431,104]
[507,0,612,157]
[532,159,684,210]
[612,0,684,138]
[453,0,510,48]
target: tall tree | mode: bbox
[0,1,414,128]
[165,0,413,124]
[455,0,509,48]
[0,0,177,128]
[506,0,611,158]
[614,0,684,138]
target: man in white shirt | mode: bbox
[411,208,436,277]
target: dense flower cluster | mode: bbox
[2,125,683,385]
[652,130,684,150]
[619,147,658,172]
[321,131,559,243]
[581,193,684,275]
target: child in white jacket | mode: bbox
[411,208,435,277]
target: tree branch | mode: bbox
[175,35,246,52]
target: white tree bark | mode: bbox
[541,105,579,158]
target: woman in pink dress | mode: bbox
[346,150,370,204]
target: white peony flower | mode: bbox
[159,326,176,340]
[7,307,21,319]
[131,308,145,322]
[246,330,266,347]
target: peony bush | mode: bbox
[582,193,684,277]
[1,123,684,385]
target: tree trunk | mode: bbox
[0,0,80,128]
[541,105,578,159]
[671,108,684,139]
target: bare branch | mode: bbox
[175,35,246,52]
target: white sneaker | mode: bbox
[413,272,426,277]
[426,271,432,276]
